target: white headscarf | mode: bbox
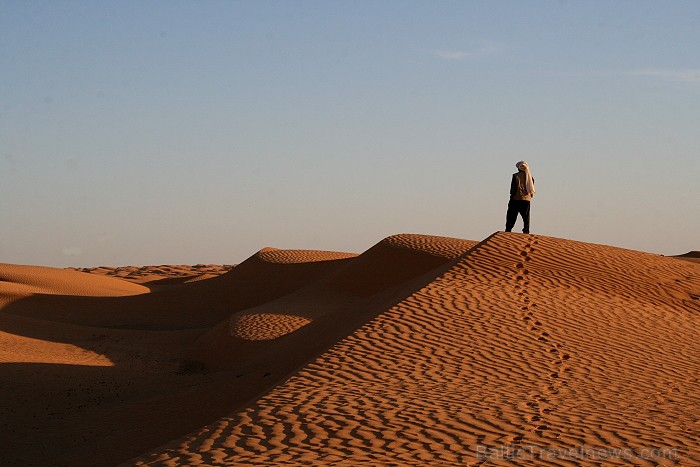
[516,161,536,196]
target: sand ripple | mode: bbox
[130,233,700,466]
[230,313,312,341]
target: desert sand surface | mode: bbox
[69,264,236,290]
[1,233,699,466]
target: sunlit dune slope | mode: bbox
[129,232,700,466]
[0,263,148,301]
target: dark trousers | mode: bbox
[505,199,531,234]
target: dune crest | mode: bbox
[383,232,479,258]
[327,233,477,296]
[255,247,357,264]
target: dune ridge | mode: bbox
[128,233,700,466]
[1,233,699,466]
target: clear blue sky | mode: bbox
[1,1,698,267]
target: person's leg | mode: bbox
[520,201,531,233]
[505,200,518,232]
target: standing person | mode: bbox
[505,161,536,234]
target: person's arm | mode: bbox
[510,174,517,198]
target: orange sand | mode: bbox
[69,264,236,289]
[1,233,699,466]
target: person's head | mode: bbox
[516,161,529,172]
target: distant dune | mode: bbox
[0,263,149,300]
[68,264,236,289]
[672,251,700,264]
[1,233,698,466]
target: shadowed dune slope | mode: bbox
[327,233,477,296]
[673,251,700,264]
[0,248,358,466]
[129,232,700,466]
[0,235,475,466]
[0,248,356,330]
[0,263,148,300]
[193,234,477,370]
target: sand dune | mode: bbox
[2,233,699,466]
[673,251,700,264]
[70,264,236,289]
[0,263,148,300]
[3,248,355,330]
